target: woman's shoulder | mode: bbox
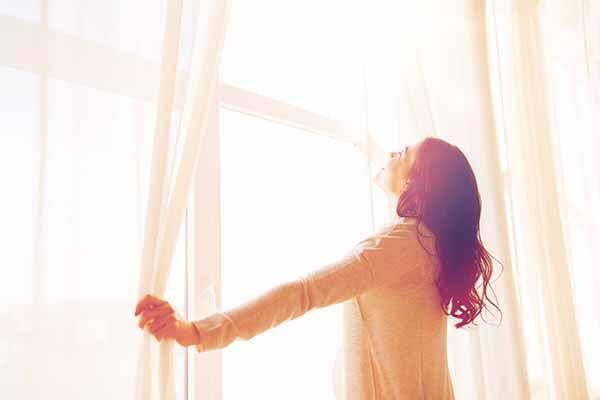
[377,216,425,234]
[347,218,438,277]
[356,217,418,247]
[373,217,437,255]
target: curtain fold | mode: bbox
[490,0,592,398]
[134,1,231,399]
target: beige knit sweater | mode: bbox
[192,216,455,399]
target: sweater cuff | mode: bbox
[192,312,239,353]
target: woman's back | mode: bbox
[334,217,455,399]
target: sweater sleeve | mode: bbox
[192,221,421,353]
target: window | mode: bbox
[219,108,373,399]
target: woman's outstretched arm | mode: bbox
[191,221,422,353]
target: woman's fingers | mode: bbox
[138,308,173,330]
[151,317,176,340]
[134,295,180,339]
[138,314,153,330]
[135,294,167,316]
[150,314,176,332]
[142,303,172,318]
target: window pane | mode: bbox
[220,109,373,399]
[221,0,366,127]
[47,0,166,60]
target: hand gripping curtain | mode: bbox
[134,1,231,399]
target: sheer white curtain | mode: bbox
[0,0,229,399]
[134,1,230,400]
[363,1,599,399]
[490,1,599,398]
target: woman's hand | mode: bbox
[135,294,200,347]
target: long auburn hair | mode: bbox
[396,137,502,328]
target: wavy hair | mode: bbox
[396,137,502,328]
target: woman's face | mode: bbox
[374,142,419,197]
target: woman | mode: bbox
[135,136,501,399]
